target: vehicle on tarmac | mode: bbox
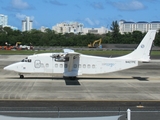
[4,30,156,79]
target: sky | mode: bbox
[0,0,160,30]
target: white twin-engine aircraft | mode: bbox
[4,30,156,79]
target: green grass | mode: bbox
[0,49,159,56]
[0,50,61,55]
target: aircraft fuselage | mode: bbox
[4,53,138,77]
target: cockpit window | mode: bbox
[28,59,31,62]
[21,58,31,62]
[21,59,24,62]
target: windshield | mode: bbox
[21,58,32,62]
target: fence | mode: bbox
[0,107,160,120]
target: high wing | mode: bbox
[63,49,80,71]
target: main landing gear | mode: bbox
[69,77,76,80]
[63,76,77,80]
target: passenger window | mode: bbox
[46,63,49,67]
[65,64,67,68]
[83,64,86,68]
[92,65,95,68]
[74,64,77,68]
[60,64,63,68]
[28,59,32,62]
[55,64,58,68]
[87,64,91,68]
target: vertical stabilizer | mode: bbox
[118,30,156,62]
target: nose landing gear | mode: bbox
[19,74,24,79]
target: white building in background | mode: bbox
[52,22,83,34]
[52,22,108,34]
[119,20,160,34]
[22,16,33,31]
[82,27,108,34]
[0,14,18,30]
[40,26,49,32]
[0,14,8,27]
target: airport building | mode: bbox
[22,16,33,31]
[119,20,160,34]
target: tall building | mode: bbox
[0,14,18,30]
[0,14,8,27]
[119,20,160,34]
[22,16,33,31]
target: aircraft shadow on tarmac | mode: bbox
[5,76,149,85]
[132,76,149,81]
[5,77,81,85]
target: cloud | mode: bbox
[85,18,100,26]
[16,13,26,20]
[11,0,30,10]
[16,13,34,21]
[90,2,104,10]
[85,18,94,26]
[143,0,158,2]
[108,0,145,11]
[95,20,100,25]
[49,0,67,6]
[75,4,81,9]
[2,0,34,12]
[43,0,48,3]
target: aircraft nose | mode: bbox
[3,64,18,71]
[3,66,8,70]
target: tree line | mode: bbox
[0,21,160,47]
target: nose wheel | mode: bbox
[19,75,24,79]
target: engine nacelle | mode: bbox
[51,53,68,62]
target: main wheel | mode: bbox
[69,77,76,80]
[63,76,77,80]
[20,75,24,79]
